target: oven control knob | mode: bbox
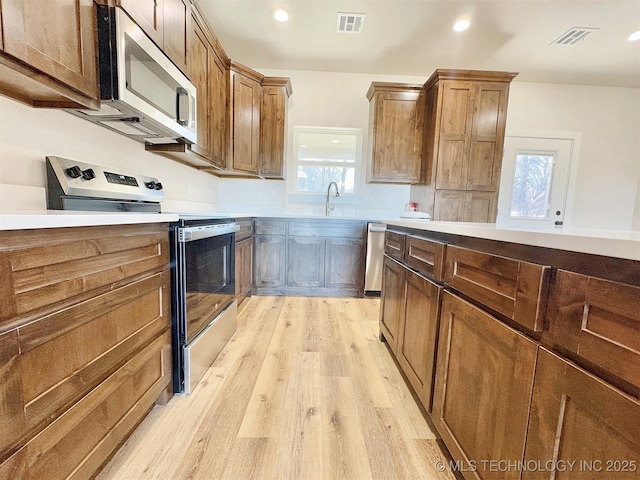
[66,166,82,178]
[154,182,163,190]
[82,168,96,180]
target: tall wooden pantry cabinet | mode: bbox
[415,69,517,222]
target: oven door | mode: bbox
[176,223,239,344]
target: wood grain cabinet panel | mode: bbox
[397,269,442,412]
[254,235,286,289]
[287,237,324,288]
[231,65,262,174]
[543,270,640,397]
[187,19,213,161]
[162,0,189,73]
[366,83,424,183]
[523,348,640,480]
[235,232,253,306]
[324,238,365,290]
[260,78,292,179]
[404,235,445,281]
[433,291,538,480]
[0,0,99,108]
[379,255,406,352]
[384,230,406,261]
[119,0,164,47]
[421,70,516,222]
[0,223,171,476]
[444,245,550,333]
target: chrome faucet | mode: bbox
[325,181,340,216]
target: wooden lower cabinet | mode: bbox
[254,234,286,289]
[235,236,253,305]
[523,348,640,480]
[0,223,172,478]
[254,219,366,297]
[379,255,405,352]
[432,291,538,480]
[397,269,441,412]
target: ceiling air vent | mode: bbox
[337,12,365,34]
[551,26,599,45]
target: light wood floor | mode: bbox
[97,296,456,480]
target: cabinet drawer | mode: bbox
[405,235,445,281]
[255,219,286,235]
[544,270,640,396]
[384,231,405,260]
[0,331,171,479]
[235,219,254,241]
[0,271,170,461]
[288,220,365,238]
[444,245,550,332]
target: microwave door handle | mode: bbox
[176,87,188,126]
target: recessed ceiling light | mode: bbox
[332,139,340,143]
[629,30,640,41]
[453,19,471,32]
[272,8,289,22]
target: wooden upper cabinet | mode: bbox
[0,0,99,108]
[230,62,263,174]
[188,20,212,161]
[118,0,189,74]
[433,291,538,480]
[119,0,164,47]
[163,0,190,74]
[523,348,640,480]
[260,78,292,179]
[422,69,517,222]
[366,83,424,184]
[209,50,228,169]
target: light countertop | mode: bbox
[0,210,179,231]
[383,219,640,261]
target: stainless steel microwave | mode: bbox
[68,5,196,145]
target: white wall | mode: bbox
[633,174,640,230]
[505,82,640,230]
[0,96,220,212]
[216,69,418,217]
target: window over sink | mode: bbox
[290,126,363,195]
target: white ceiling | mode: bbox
[196,0,640,88]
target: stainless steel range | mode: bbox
[45,156,239,395]
[46,156,164,212]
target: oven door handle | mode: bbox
[178,223,240,242]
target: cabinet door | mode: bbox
[369,91,422,183]
[379,255,406,352]
[254,235,286,289]
[119,0,164,47]
[435,81,474,190]
[1,0,98,99]
[188,20,211,161]
[260,85,286,178]
[523,348,640,480]
[209,51,228,169]
[397,270,442,412]
[163,0,189,73]
[433,292,538,480]
[466,83,509,191]
[463,191,497,222]
[233,73,261,174]
[119,0,165,48]
[434,190,464,221]
[324,238,364,291]
[287,237,324,288]
[235,237,253,304]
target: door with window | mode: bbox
[497,135,577,228]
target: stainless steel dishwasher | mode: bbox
[365,222,386,295]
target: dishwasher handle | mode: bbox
[368,224,387,233]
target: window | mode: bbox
[292,126,363,194]
[509,152,555,218]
